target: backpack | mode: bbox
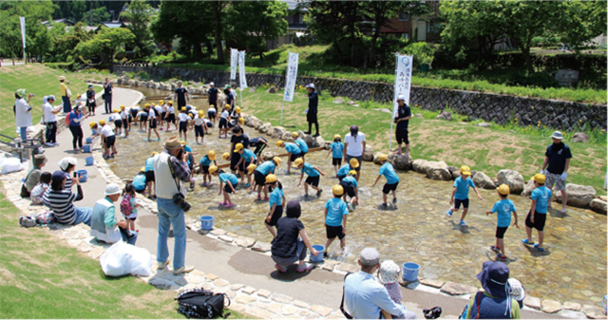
[176,288,230,319]
[19,215,37,228]
[19,211,55,228]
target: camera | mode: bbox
[173,193,191,212]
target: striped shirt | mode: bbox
[64,175,73,191]
[43,188,77,225]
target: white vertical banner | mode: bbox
[283,51,299,102]
[238,51,247,89]
[19,16,26,48]
[230,48,238,80]
[389,53,413,151]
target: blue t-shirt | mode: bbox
[531,186,552,214]
[69,111,83,127]
[256,161,276,175]
[219,172,238,186]
[132,174,146,191]
[241,149,257,162]
[379,162,399,184]
[453,176,476,200]
[330,142,344,158]
[301,163,319,177]
[337,164,351,177]
[184,145,194,165]
[285,143,301,155]
[324,198,349,227]
[199,155,213,166]
[296,138,309,153]
[269,187,284,208]
[145,157,154,172]
[491,199,517,227]
[342,176,358,188]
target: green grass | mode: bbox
[0,184,248,319]
[240,85,607,195]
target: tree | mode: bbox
[211,1,227,61]
[76,26,134,62]
[121,0,156,58]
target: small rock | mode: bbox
[230,283,245,291]
[267,87,277,94]
[524,296,541,310]
[419,278,445,288]
[235,236,255,248]
[205,273,219,281]
[213,279,230,287]
[439,282,477,295]
[282,305,300,316]
[242,286,256,294]
[589,198,607,214]
[541,299,562,314]
[415,113,423,118]
[477,122,490,127]
[219,234,234,243]
[293,300,310,308]
[572,132,590,143]
[336,263,359,273]
[252,241,272,252]
[309,304,333,317]
[148,277,175,290]
[268,303,283,314]
[496,169,525,194]
[346,101,356,106]
[271,292,294,303]
[235,295,257,305]
[563,301,581,311]
[248,87,256,93]
[210,228,226,236]
[472,171,496,189]
[333,97,344,104]
[256,289,272,298]
[187,275,206,285]
[583,304,607,319]
[436,110,452,121]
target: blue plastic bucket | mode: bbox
[200,216,215,230]
[85,157,94,166]
[76,170,88,182]
[402,262,420,282]
[86,137,93,144]
[82,145,91,153]
[310,245,325,262]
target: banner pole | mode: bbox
[240,88,243,110]
[389,52,399,153]
[280,100,285,126]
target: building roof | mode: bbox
[41,18,75,26]
[281,0,309,12]
[100,21,125,28]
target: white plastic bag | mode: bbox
[99,242,152,277]
[1,157,25,174]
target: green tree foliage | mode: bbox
[48,22,94,62]
[52,1,129,23]
[121,0,156,59]
[0,0,56,60]
[76,26,135,62]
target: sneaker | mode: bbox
[522,239,534,245]
[203,182,209,187]
[378,203,387,209]
[157,259,170,270]
[44,142,54,147]
[218,201,227,206]
[347,203,354,212]
[296,263,314,272]
[393,197,398,204]
[256,196,262,201]
[313,133,320,137]
[224,203,236,208]
[323,251,329,259]
[172,265,194,275]
[53,142,60,146]
[304,194,309,198]
[459,220,467,226]
[189,182,195,190]
[446,209,453,217]
[275,263,287,273]
[208,182,214,186]
[490,246,501,253]
[263,197,269,201]
[316,189,323,197]
[245,183,251,188]
[496,253,507,260]
[533,244,545,252]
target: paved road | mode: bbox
[37,87,569,319]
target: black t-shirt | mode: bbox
[208,87,218,103]
[545,143,572,174]
[308,91,318,113]
[86,90,95,99]
[175,87,188,103]
[231,134,249,153]
[395,104,412,131]
[271,217,305,258]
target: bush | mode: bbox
[402,42,437,68]
[507,72,558,88]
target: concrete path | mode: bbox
[32,87,570,319]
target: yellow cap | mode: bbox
[291,132,299,139]
[247,164,257,174]
[497,184,510,195]
[120,105,125,109]
[112,109,119,113]
[234,143,244,152]
[348,170,357,176]
[460,165,472,176]
[378,153,388,162]
[273,157,282,166]
[293,158,304,168]
[334,134,341,139]
[276,140,284,147]
[208,150,216,161]
[151,152,159,156]
[533,173,546,184]
[239,117,245,124]
[198,111,204,116]
[349,158,360,168]
[140,167,145,172]
[180,140,186,146]
[168,100,173,105]
[209,166,218,174]
[222,152,230,160]
[265,174,277,184]
[89,122,97,128]
[181,107,186,111]
[235,107,241,113]
[332,184,344,196]
[99,119,106,126]
[159,100,164,104]
[145,103,151,108]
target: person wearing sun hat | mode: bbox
[323,185,349,257]
[463,261,521,319]
[377,260,417,319]
[337,158,359,182]
[540,131,572,214]
[393,94,412,158]
[447,165,483,227]
[14,88,35,141]
[293,132,309,161]
[486,184,519,260]
[235,142,257,187]
[344,248,409,319]
[522,173,551,252]
[327,134,344,176]
[42,95,62,146]
[294,157,325,198]
[100,116,116,159]
[22,154,48,196]
[90,183,137,245]
[193,110,208,145]
[340,170,359,212]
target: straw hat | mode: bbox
[164,136,181,149]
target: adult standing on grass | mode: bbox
[42,95,61,147]
[14,89,34,141]
[343,125,366,181]
[103,78,112,114]
[540,131,572,214]
[59,76,72,113]
[152,136,195,275]
[174,81,189,109]
[393,95,412,158]
[305,83,320,137]
[207,82,218,109]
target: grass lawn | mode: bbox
[0,64,112,137]
[0,184,247,319]
[239,86,607,195]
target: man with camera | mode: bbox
[153,136,195,275]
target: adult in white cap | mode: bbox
[393,94,412,158]
[42,95,62,146]
[305,83,320,137]
[14,89,34,141]
[90,183,138,245]
[207,82,218,110]
[540,131,572,213]
[343,248,416,319]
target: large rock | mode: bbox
[496,170,525,194]
[541,300,562,314]
[387,153,413,171]
[448,166,460,179]
[473,171,496,189]
[583,304,607,319]
[262,151,278,161]
[245,115,262,129]
[572,132,590,143]
[248,87,256,93]
[590,198,607,214]
[436,110,452,121]
[258,122,272,134]
[425,161,452,181]
[266,87,277,94]
[412,159,429,174]
[555,184,596,207]
[311,136,325,148]
[303,134,313,147]
[281,132,294,142]
[522,178,536,199]
[333,97,345,104]
[373,152,383,165]
[271,126,287,139]
[362,146,374,162]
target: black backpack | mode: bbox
[176,288,230,319]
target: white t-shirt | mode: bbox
[221,110,230,119]
[344,132,366,157]
[120,110,127,119]
[42,102,57,123]
[132,106,141,112]
[167,106,175,114]
[194,116,204,126]
[155,105,163,114]
[208,107,216,114]
[178,113,189,122]
[101,124,115,137]
[148,109,156,119]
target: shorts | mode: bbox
[140,115,148,122]
[135,188,146,194]
[201,165,210,174]
[238,160,252,172]
[195,125,204,137]
[179,121,188,132]
[290,152,301,162]
[208,111,216,119]
[337,175,345,182]
[230,153,241,171]
[166,113,175,123]
[105,135,116,148]
[545,172,566,191]
[219,118,228,129]
[305,175,320,187]
[130,109,138,118]
[145,171,155,183]
[454,198,469,209]
[525,210,547,231]
[149,118,157,129]
[396,129,409,145]
[495,226,508,239]
[127,114,133,123]
[332,158,342,166]
[265,205,283,227]
[346,155,362,172]
[224,182,238,194]
[114,119,123,129]
[326,225,345,240]
[339,180,356,198]
[254,171,266,186]
[382,182,399,194]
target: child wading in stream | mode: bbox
[327,134,344,177]
[294,158,325,198]
[264,174,285,239]
[209,166,237,208]
[371,153,400,208]
[324,184,349,257]
[486,184,519,260]
[447,165,483,227]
